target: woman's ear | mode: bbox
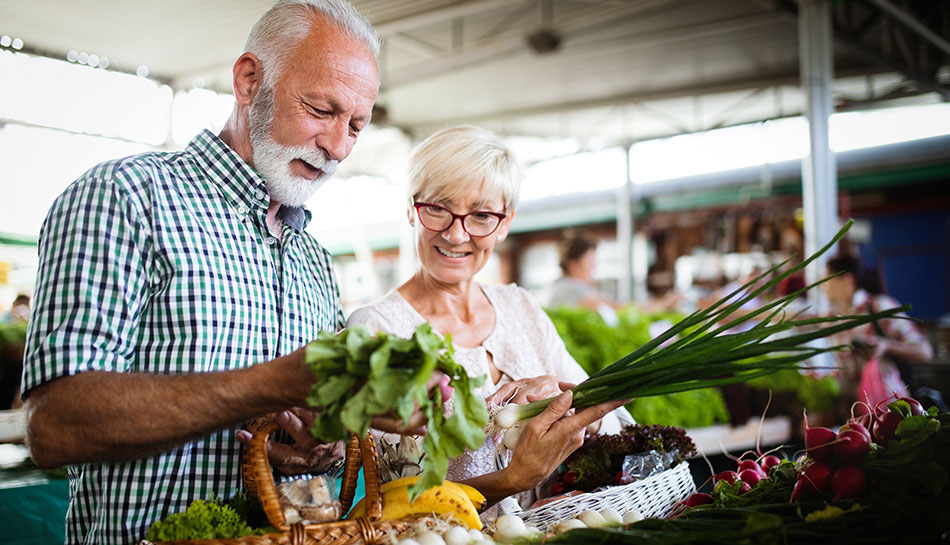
[495,210,515,242]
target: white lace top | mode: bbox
[346,283,633,486]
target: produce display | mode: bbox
[551,424,696,493]
[304,323,488,501]
[491,221,905,433]
[539,394,948,544]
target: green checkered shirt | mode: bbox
[23,130,345,544]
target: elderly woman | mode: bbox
[347,126,632,512]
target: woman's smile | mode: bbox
[435,246,471,259]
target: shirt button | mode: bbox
[266,237,278,246]
[255,190,266,201]
[237,206,248,216]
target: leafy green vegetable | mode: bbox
[626,389,730,428]
[145,498,269,541]
[305,323,488,501]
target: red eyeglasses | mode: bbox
[413,201,508,237]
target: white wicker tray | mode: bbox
[519,460,696,533]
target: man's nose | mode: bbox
[315,119,350,162]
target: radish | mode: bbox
[737,459,763,474]
[737,481,752,495]
[803,411,837,463]
[716,470,739,485]
[739,469,764,487]
[831,466,868,502]
[895,396,925,416]
[871,410,903,445]
[684,493,713,507]
[760,455,781,472]
[798,460,833,495]
[834,426,871,465]
[790,480,816,502]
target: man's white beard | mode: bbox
[248,84,338,207]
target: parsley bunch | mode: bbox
[145,498,268,541]
[305,323,488,501]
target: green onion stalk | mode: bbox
[493,219,909,429]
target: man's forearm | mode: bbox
[24,347,312,468]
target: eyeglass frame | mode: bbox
[412,200,509,237]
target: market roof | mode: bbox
[2,0,948,144]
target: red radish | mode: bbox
[737,481,752,495]
[684,493,713,507]
[790,480,818,502]
[739,469,764,487]
[737,459,763,474]
[841,421,872,441]
[804,423,837,463]
[562,470,578,485]
[716,470,739,485]
[831,466,868,502]
[871,410,903,444]
[895,396,925,416]
[550,482,565,495]
[760,455,781,472]
[834,427,871,465]
[798,460,833,494]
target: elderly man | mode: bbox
[21,1,394,543]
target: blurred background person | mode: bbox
[2,294,30,322]
[548,233,620,324]
[821,255,934,415]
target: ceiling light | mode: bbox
[11,38,22,50]
[0,36,11,48]
[526,28,561,55]
[136,65,149,77]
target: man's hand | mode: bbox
[368,371,451,435]
[236,409,344,476]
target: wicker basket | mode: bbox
[145,414,413,545]
[518,461,696,533]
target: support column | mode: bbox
[617,145,635,303]
[799,0,839,300]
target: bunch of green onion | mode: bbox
[494,219,909,430]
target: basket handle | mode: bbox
[242,413,385,529]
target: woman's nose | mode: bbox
[442,217,470,244]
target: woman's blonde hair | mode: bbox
[406,126,523,213]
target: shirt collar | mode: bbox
[186,130,313,231]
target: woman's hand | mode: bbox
[502,391,627,493]
[488,375,573,407]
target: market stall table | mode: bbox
[0,444,69,545]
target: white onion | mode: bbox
[554,518,587,534]
[468,528,489,543]
[622,508,643,524]
[397,540,422,545]
[443,526,473,545]
[495,405,520,429]
[599,507,623,525]
[502,423,524,450]
[414,531,447,545]
[493,514,529,542]
[577,510,609,528]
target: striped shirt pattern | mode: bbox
[23,130,345,544]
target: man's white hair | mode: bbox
[244,0,380,89]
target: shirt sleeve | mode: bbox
[22,170,152,395]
